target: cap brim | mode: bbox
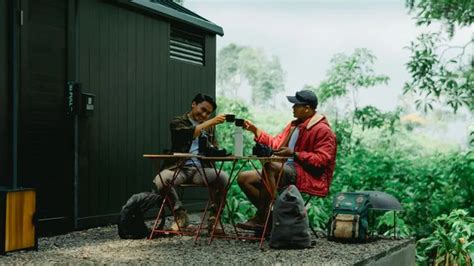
[287,96,305,104]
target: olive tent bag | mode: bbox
[269,185,311,249]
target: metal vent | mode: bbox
[170,28,204,66]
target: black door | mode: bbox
[18,0,73,235]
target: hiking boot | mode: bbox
[170,209,190,231]
[236,216,264,231]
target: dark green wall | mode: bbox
[76,0,216,225]
[0,0,11,186]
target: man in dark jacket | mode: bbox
[154,93,228,231]
[237,90,337,230]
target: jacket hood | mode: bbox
[292,113,328,130]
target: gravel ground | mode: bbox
[0,214,411,265]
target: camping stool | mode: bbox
[148,180,218,244]
[148,183,195,239]
[147,157,200,240]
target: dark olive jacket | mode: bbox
[163,113,217,169]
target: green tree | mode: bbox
[404,0,473,113]
[314,48,389,113]
[406,0,473,32]
[216,43,285,107]
[306,48,392,147]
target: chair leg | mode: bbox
[304,195,318,238]
[308,221,318,238]
[149,196,168,239]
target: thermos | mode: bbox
[234,127,243,156]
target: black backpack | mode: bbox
[118,191,163,239]
[328,192,371,242]
[269,185,311,249]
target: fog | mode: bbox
[185,0,473,145]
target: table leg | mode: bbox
[208,159,249,244]
[254,160,285,249]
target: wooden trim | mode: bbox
[0,189,37,253]
[0,192,6,254]
[5,190,35,252]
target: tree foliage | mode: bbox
[416,209,474,265]
[216,43,285,106]
[315,48,389,111]
[354,105,402,134]
[404,32,473,113]
[404,0,473,113]
[406,0,473,33]
[308,48,393,148]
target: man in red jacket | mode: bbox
[236,90,337,230]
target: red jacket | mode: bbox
[255,113,337,197]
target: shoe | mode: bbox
[170,209,190,231]
[207,216,225,235]
[236,216,264,230]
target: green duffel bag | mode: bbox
[328,192,371,242]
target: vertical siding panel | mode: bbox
[110,5,120,211]
[135,14,145,193]
[116,7,127,206]
[90,0,102,215]
[86,0,97,218]
[207,35,217,98]
[99,2,111,213]
[188,65,194,101]
[115,8,127,206]
[85,0,95,217]
[126,11,136,197]
[0,0,11,185]
[179,62,184,113]
[156,19,166,175]
[149,17,157,154]
[148,18,158,184]
[148,19,158,184]
[97,1,105,214]
[164,24,172,148]
[160,22,168,151]
[82,0,93,216]
[78,0,92,218]
[211,35,217,98]
[141,15,147,192]
[182,64,188,106]
[98,1,108,213]
[141,15,152,190]
[178,62,183,112]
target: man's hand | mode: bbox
[243,120,260,137]
[209,114,226,126]
[273,147,293,157]
[194,114,226,138]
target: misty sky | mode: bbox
[185,0,472,145]
[186,0,470,109]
